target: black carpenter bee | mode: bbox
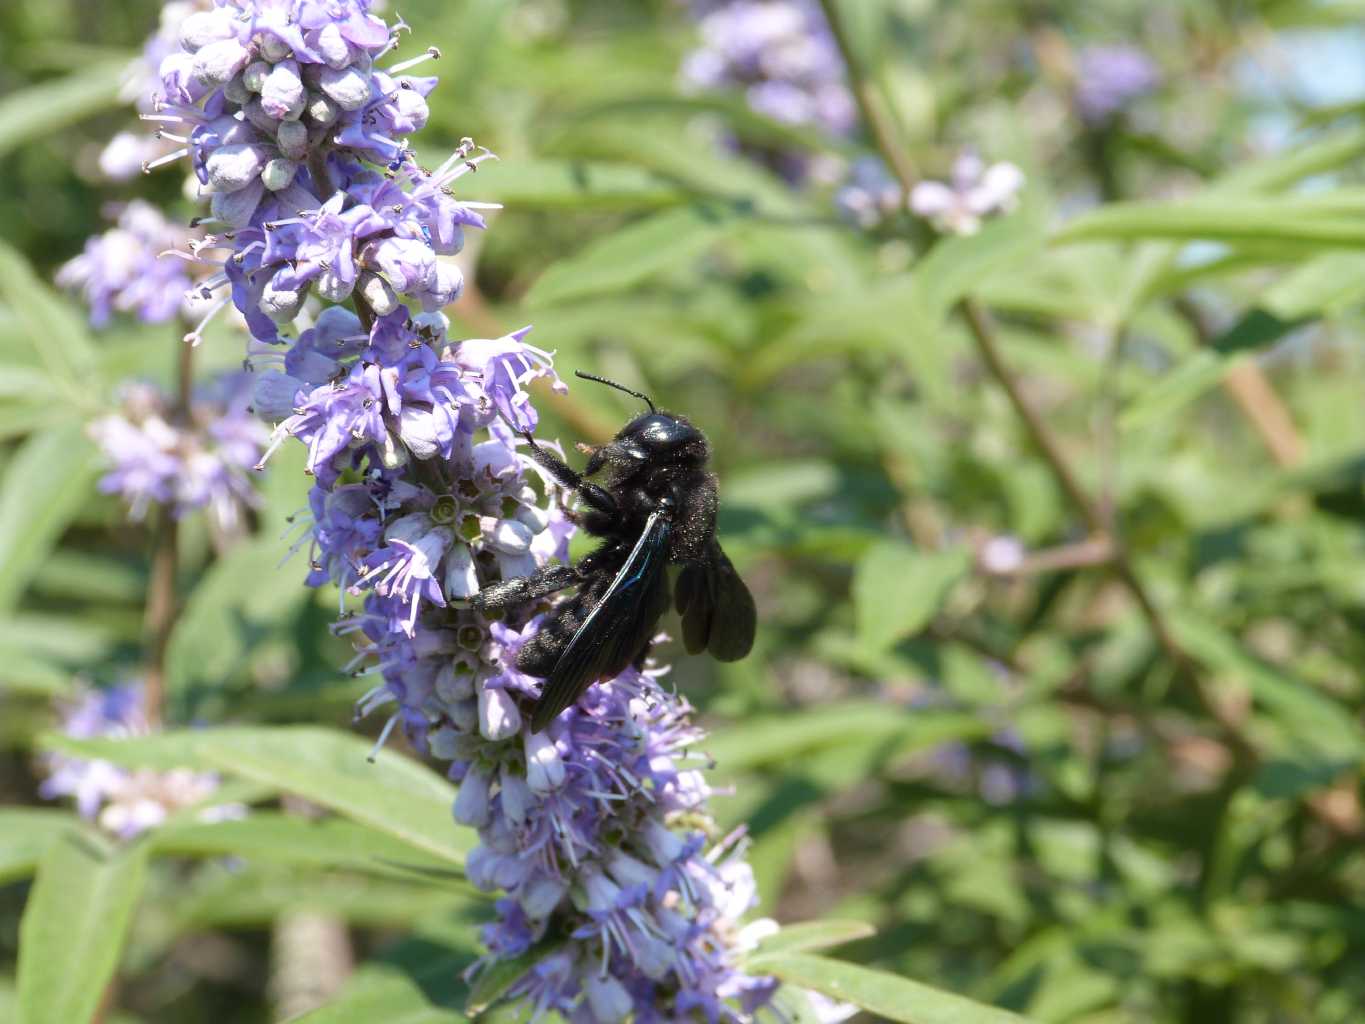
[472,372,756,732]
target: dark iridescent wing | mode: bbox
[675,537,755,662]
[530,512,673,732]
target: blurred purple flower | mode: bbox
[91,373,266,529]
[40,682,244,839]
[1075,44,1159,125]
[57,201,196,327]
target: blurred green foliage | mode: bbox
[5,0,1365,1021]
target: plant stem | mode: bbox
[816,0,917,192]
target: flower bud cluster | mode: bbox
[680,0,854,179]
[909,150,1025,237]
[137,1,781,1018]
[40,682,245,839]
[90,374,267,531]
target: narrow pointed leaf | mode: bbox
[18,835,148,1024]
[744,954,1028,1024]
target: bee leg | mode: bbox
[470,564,579,612]
[521,433,619,519]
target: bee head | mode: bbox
[616,412,706,464]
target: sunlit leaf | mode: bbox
[745,953,1027,1023]
[18,834,148,1024]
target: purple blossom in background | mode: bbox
[91,374,266,529]
[40,682,243,839]
[57,201,197,327]
[834,156,903,228]
[137,1,785,1017]
[680,0,854,179]
[99,0,214,179]
[910,150,1025,236]
[1074,44,1159,125]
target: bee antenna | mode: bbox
[574,371,655,413]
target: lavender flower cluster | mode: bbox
[136,1,777,1018]
[1074,44,1159,126]
[680,0,853,179]
[57,201,199,327]
[91,374,266,531]
[41,682,244,839]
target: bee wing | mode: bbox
[531,512,673,733]
[675,537,755,662]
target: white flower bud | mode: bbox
[259,280,306,324]
[192,39,250,87]
[606,848,659,891]
[485,518,533,555]
[260,34,292,63]
[585,975,632,1024]
[261,59,305,120]
[205,143,267,192]
[304,92,339,128]
[513,502,551,534]
[357,272,398,316]
[427,725,459,760]
[222,74,252,104]
[436,661,476,703]
[478,683,521,741]
[448,697,478,732]
[276,119,309,161]
[210,179,263,228]
[178,11,234,52]
[252,371,304,420]
[260,157,298,192]
[242,98,281,134]
[498,766,533,826]
[519,875,568,919]
[318,64,372,111]
[442,543,479,599]
[316,23,353,68]
[452,763,492,828]
[398,406,441,460]
[524,731,565,793]
[242,60,270,93]
[312,266,352,303]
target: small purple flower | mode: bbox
[834,156,903,229]
[91,374,266,528]
[1075,45,1159,125]
[910,151,1025,236]
[40,682,244,839]
[57,202,197,327]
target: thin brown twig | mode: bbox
[143,337,197,727]
[816,1,1257,763]
[816,0,917,192]
[1173,296,1304,468]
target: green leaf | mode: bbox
[706,703,989,772]
[149,813,457,877]
[18,835,148,1024]
[164,536,307,700]
[749,920,877,959]
[0,810,84,884]
[452,158,684,210]
[1054,196,1365,248]
[1119,351,1245,431]
[170,864,470,929]
[1172,613,1364,760]
[42,727,474,867]
[746,954,1028,1024]
[0,241,97,387]
[0,426,99,611]
[1262,252,1365,319]
[0,59,130,158]
[465,941,562,1018]
[525,204,740,306]
[853,541,971,652]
